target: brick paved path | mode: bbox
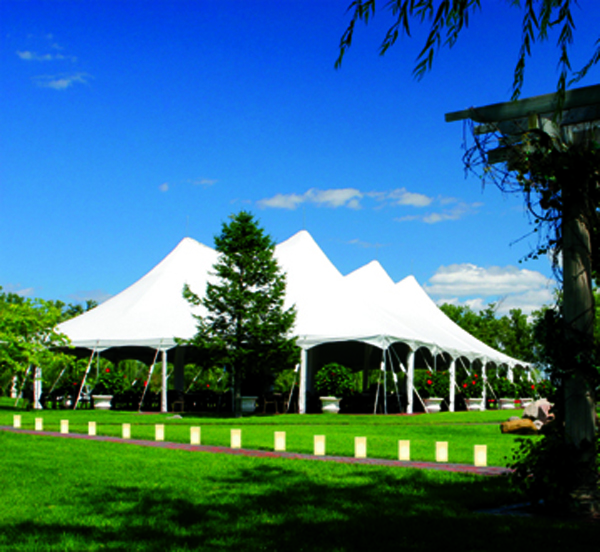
[1,426,510,476]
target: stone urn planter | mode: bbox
[499,398,516,410]
[423,397,443,413]
[320,396,341,414]
[465,397,485,411]
[241,396,258,414]
[92,395,113,410]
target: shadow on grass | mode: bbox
[2,456,597,552]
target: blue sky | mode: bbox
[2,1,599,315]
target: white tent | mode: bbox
[58,230,528,413]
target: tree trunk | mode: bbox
[562,184,598,510]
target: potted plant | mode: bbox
[460,372,485,411]
[92,367,127,410]
[490,373,518,409]
[314,363,353,414]
[415,370,448,413]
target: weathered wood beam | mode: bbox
[445,84,600,124]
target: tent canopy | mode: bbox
[58,230,528,368]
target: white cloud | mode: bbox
[190,178,218,187]
[426,263,556,315]
[258,186,479,223]
[258,188,363,210]
[68,289,112,305]
[159,183,169,192]
[16,50,75,62]
[34,73,91,90]
[369,188,433,207]
[397,200,483,224]
[2,284,35,297]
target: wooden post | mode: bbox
[562,182,597,492]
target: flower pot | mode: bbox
[92,394,113,410]
[465,397,485,411]
[320,396,341,414]
[241,396,258,414]
[499,398,515,410]
[424,397,443,413]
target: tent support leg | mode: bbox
[161,350,168,413]
[299,349,307,414]
[482,362,487,410]
[406,349,415,414]
[449,359,456,412]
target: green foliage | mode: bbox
[314,363,354,397]
[11,429,599,552]
[183,211,298,414]
[439,303,535,363]
[507,421,600,514]
[414,369,449,398]
[336,1,599,101]
[91,366,128,395]
[0,288,74,393]
[457,370,483,399]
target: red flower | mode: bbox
[472,381,476,386]
[206,384,210,388]
[531,384,535,389]
[105,368,110,373]
[463,383,467,388]
[474,374,478,378]
[427,379,432,385]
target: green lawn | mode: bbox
[1,403,527,466]
[1,428,597,552]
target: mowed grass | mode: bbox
[1,405,527,466]
[1,429,598,552]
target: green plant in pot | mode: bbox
[314,363,353,397]
[92,367,128,396]
[314,363,353,414]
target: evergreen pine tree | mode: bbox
[183,211,298,416]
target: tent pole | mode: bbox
[482,362,488,410]
[383,352,388,415]
[449,358,456,412]
[389,349,402,413]
[286,364,299,413]
[74,349,96,410]
[299,349,307,414]
[15,365,31,408]
[33,367,43,410]
[161,350,168,413]
[138,349,160,412]
[406,349,415,414]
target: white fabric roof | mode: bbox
[58,230,526,366]
[58,237,217,350]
